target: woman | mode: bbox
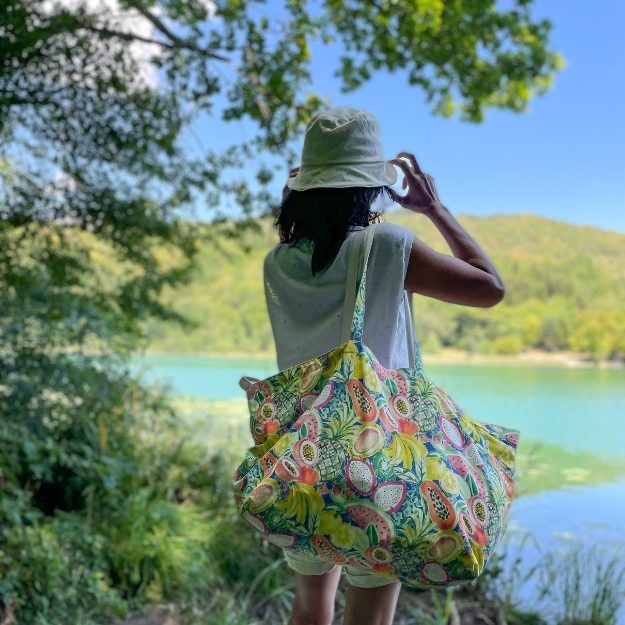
[262,107,506,625]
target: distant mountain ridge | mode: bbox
[143,212,625,362]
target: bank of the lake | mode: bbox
[136,348,625,369]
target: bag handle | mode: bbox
[339,228,366,343]
[339,225,423,368]
[341,225,374,344]
[347,225,376,342]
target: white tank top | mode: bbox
[263,221,418,371]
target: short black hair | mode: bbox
[272,186,394,275]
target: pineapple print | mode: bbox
[274,367,303,394]
[410,395,439,430]
[390,508,437,574]
[274,392,298,427]
[315,403,361,481]
[316,438,349,481]
[389,541,420,575]
[409,379,439,431]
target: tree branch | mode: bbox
[244,44,272,124]
[125,0,230,62]
[80,24,180,50]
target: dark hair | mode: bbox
[272,186,395,275]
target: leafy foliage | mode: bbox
[324,0,566,121]
[0,352,230,622]
[1,0,563,228]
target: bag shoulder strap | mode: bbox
[405,291,423,369]
[340,225,423,368]
[342,225,376,343]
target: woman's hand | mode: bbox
[281,166,300,202]
[388,152,443,216]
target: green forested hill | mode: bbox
[143,211,625,362]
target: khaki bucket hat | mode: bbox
[286,106,398,191]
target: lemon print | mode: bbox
[324,349,344,377]
[363,367,382,392]
[317,510,343,534]
[459,538,484,575]
[440,470,460,495]
[330,523,356,549]
[425,456,447,480]
[344,341,359,355]
[343,344,374,380]
[353,354,368,379]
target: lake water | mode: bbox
[131,354,625,622]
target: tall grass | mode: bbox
[536,546,625,625]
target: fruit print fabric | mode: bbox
[232,226,520,589]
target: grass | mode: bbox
[536,547,625,625]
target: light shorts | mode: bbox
[282,548,398,589]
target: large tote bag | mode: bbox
[232,225,520,588]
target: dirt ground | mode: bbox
[112,592,516,625]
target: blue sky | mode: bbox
[186,0,625,233]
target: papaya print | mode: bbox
[347,378,378,422]
[232,226,519,589]
[420,480,456,530]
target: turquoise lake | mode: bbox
[130,355,625,456]
[131,355,625,622]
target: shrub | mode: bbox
[492,335,525,355]
[0,353,221,624]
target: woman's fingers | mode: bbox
[397,151,423,175]
[388,157,413,178]
[390,157,428,195]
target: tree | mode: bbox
[570,310,625,363]
[2,0,564,222]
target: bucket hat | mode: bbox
[286,106,398,191]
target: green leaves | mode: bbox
[324,0,563,122]
[366,520,379,546]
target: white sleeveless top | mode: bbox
[263,221,417,371]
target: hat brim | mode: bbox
[286,161,398,191]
